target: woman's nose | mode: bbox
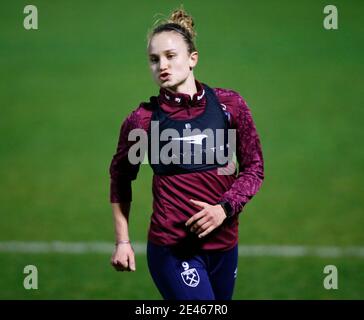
[159,57,169,70]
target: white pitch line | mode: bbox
[0,241,364,258]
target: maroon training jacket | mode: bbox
[109,80,264,251]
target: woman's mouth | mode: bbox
[159,72,170,81]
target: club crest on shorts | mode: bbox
[180,261,200,287]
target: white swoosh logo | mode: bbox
[171,134,208,145]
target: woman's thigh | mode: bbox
[147,241,215,300]
[207,244,238,300]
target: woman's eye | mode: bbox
[167,55,175,59]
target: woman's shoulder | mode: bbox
[212,87,248,108]
[121,97,157,131]
[209,86,251,127]
[208,88,250,127]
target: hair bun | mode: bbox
[168,7,196,39]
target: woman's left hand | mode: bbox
[185,199,227,238]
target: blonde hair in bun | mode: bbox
[167,6,197,39]
[148,6,197,54]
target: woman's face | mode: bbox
[148,31,198,91]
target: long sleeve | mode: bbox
[220,94,265,215]
[109,111,141,203]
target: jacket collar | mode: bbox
[158,80,206,108]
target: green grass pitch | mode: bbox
[0,0,363,299]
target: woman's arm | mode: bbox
[219,93,265,217]
[110,202,136,272]
[109,111,141,204]
[109,110,143,272]
[112,202,131,242]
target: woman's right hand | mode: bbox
[110,243,136,272]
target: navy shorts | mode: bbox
[147,240,238,300]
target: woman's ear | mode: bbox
[189,51,198,69]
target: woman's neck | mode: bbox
[166,74,197,98]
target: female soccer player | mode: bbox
[109,7,264,300]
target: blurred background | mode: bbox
[0,0,363,299]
